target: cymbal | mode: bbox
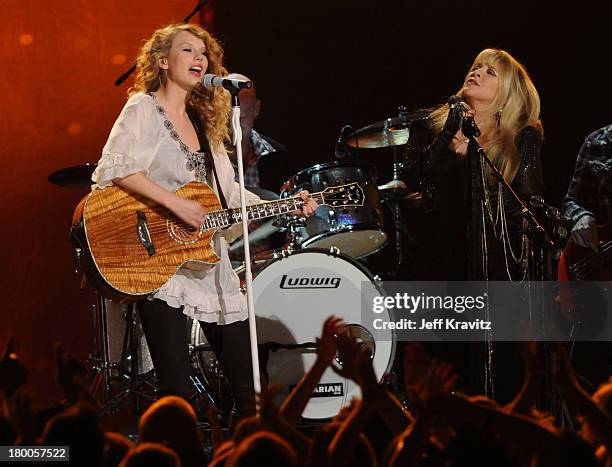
[48,163,96,187]
[345,116,410,149]
[378,179,408,193]
[378,179,422,203]
[346,114,429,149]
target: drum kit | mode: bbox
[48,109,429,420]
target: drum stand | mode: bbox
[76,248,156,416]
[100,303,157,417]
[379,148,413,279]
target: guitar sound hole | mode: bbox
[168,219,200,244]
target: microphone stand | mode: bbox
[114,0,212,86]
[463,125,556,248]
[229,88,262,407]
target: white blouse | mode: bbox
[91,92,260,324]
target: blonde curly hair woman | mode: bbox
[91,23,315,411]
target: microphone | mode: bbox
[202,74,253,91]
[448,95,481,138]
[334,124,353,159]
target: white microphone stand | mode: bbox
[228,89,262,407]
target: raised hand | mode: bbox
[403,344,457,414]
[402,343,430,397]
[55,343,94,406]
[0,336,28,399]
[6,387,36,444]
[330,332,362,382]
[550,341,578,391]
[257,382,284,429]
[331,333,379,398]
[315,315,345,365]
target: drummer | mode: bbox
[227,73,288,201]
[227,74,291,261]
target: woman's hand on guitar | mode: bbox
[167,194,208,229]
[289,190,318,217]
[570,214,599,251]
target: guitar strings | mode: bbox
[139,198,309,234]
[570,240,612,278]
[571,240,612,271]
[128,192,339,236]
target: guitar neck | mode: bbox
[202,192,325,230]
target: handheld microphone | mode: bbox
[202,74,253,91]
[448,95,481,138]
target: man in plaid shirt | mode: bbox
[562,123,612,251]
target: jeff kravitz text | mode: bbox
[370,292,492,331]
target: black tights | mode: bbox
[139,299,255,414]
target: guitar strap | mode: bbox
[187,106,228,209]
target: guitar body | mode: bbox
[557,225,611,325]
[72,181,222,301]
[70,179,364,302]
[558,225,612,281]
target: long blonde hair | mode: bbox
[129,23,231,149]
[429,48,542,183]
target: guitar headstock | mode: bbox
[320,182,364,208]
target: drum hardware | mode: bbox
[342,108,432,278]
[189,320,236,418]
[377,147,408,199]
[258,342,318,382]
[72,240,117,407]
[96,303,158,417]
[281,161,387,259]
[48,163,97,188]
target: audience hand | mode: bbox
[403,344,457,415]
[331,333,380,399]
[315,315,345,366]
[55,343,96,407]
[550,341,578,392]
[0,336,28,399]
[6,387,36,444]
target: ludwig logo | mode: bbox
[279,275,341,289]
[312,383,344,398]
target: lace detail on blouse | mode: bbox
[148,92,208,182]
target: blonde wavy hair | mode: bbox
[429,48,542,183]
[129,23,231,149]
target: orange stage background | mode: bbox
[0,0,211,406]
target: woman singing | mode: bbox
[414,49,545,401]
[91,23,316,414]
[419,48,544,282]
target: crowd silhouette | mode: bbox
[1,317,611,466]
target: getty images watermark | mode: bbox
[359,281,612,342]
[372,291,490,331]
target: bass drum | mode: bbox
[281,161,387,259]
[252,249,394,419]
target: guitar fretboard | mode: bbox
[201,193,325,230]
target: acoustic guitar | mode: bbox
[71,181,364,302]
